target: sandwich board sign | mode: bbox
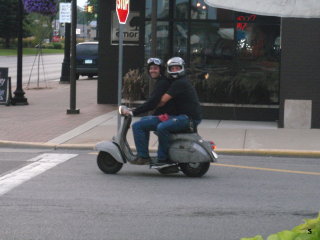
[0,68,11,106]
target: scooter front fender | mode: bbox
[95,141,124,163]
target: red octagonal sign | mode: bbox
[116,0,130,24]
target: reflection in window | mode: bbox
[144,21,170,61]
[175,0,189,19]
[145,0,169,19]
[189,21,280,105]
[173,22,188,58]
[144,3,280,105]
[232,23,280,104]
[190,22,233,67]
[191,0,217,19]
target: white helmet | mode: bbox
[166,57,185,78]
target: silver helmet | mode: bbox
[166,57,185,78]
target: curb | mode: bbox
[0,140,94,151]
[215,149,320,158]
[1,140,320,158]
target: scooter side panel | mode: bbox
[95,141,124,163]
[169,133,218,163]
[169,140,216,163]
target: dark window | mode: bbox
[173,22,188,58]
[144,2,280,105]
[145,0,169,19]
[145,21,170,61]
[76,44,98,56]
[174,0,189,19]
[191,0,217,20]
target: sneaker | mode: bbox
[130,157,150,165]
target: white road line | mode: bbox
[0,153,78,196]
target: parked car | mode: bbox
[76,42,98,79]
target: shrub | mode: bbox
[122,68,149,106]
[241,213,320,240]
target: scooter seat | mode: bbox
[153,126,197,135]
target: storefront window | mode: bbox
[144,21,170,61]
[175,0,189,19]
[234,22,280,104]
[190,22,233,67]
[144,3,280,105]
[145,0,170,19]
[191,0,217,20]
[173,22,188,58]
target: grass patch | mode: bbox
[0,48,64,56]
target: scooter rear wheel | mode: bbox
[97,151,123,174]
[179,162,210,177]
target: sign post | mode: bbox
[116,0,130,130]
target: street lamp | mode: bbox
[12,0,28,105]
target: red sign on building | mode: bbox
[116,0,130,24]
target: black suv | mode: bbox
[76,42,98,79]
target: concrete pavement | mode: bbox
[1,79,320,157]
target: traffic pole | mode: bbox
[117,23,124,131]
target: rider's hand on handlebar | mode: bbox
[122,108,133,116]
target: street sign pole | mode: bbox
[117,23,124,131]
[116,0,130,131]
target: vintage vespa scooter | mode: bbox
[95,106,218,177]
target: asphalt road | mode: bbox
[0,54,82,87]
[0,149,319,240]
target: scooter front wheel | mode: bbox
[179,162,210,177]
[97,151,123,174]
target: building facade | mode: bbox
[97,1,320,128]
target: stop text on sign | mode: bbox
[117,0,129,10]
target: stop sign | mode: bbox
[116,0,130,24]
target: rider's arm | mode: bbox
[158,79,184,107]
[158,93,172,107]
[132,79,169,116]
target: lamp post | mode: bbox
[67,0,80,114]
[12,0,28,105]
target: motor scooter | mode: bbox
[95,106,218,177]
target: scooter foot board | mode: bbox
[150,163,177,169]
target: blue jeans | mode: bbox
[132,115,200,160]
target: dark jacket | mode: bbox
[132,75,176,116]
[166,75,202,120]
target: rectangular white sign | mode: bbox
[111,11,140,45]
[59,3,71,23]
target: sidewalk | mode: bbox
[1,79,320,157]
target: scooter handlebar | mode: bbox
[119,105,133,116]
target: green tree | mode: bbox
[0,0,32,48]
[86,0,98,23]
[0,0,20,48]
[25,13,54,46]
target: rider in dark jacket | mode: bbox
[125,58,176,165]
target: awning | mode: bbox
[204,0,320,18]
